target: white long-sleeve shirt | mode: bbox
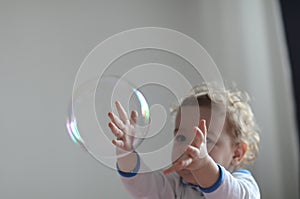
[118,155,260,199]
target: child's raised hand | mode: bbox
[163,119,209,175]
[108,101,138,152]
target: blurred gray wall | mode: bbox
[0,0,298,199]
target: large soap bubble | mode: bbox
[66,27,226,173]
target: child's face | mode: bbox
[172,105,236,184]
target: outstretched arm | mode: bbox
[108,101,175,198]
[164,120,220,189]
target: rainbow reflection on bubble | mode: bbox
[66,115,84,145]
[133,88,150,125]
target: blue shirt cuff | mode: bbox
[117,152,140,178]
[198,164,225,193]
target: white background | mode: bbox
[0,0,298,198]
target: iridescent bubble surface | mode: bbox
[66,27,226,172]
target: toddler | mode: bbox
[108,84,260,199]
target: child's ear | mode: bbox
[231,142,248,166]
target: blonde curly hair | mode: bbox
[172,83,260,167]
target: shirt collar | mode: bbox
[180,177,204,195]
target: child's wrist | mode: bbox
[191,155,211,172]
[117,151,140,175]
[191,156,220,188]
[198,164,225,193]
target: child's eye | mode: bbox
[206,137,216,147]
[206,138,212,143]
[175,134,186,142]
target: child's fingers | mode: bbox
[163,157,193,175]
[191,127,205,148]
[190,120,207,147]
[115,101,129,124]
[199,119,207,138]
[163,164,179,175]
[186,145,200,159]
[180,157,193,167]
[108,112,126,131]
[130,110,138,125]
[108,122,124,139]
[112,139,125,148]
